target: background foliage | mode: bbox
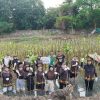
[0,0,100,34]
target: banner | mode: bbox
[40,57,50,64]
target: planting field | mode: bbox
[0,31,100,99]
[0,31,100,62]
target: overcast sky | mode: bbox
[41,0,65,8]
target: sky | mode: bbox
[41,0,65,9]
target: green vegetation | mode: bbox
[0,0,45,33]
[0,22,14,34]
[0,34,99,62]
[55,16,73,30]
[55,0,100,30]
[0,0,100,34]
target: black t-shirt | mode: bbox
[2,72,12,84]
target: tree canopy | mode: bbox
[0,0,100,34]
[55,0,100,30]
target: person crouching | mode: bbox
[2,67,13,94]
[45,65,58,94]
[15,62,26,94]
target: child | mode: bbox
[59,63,70,89]
[2,55,12,68]
[80,58,85,68]
[35,56,43,69]
[35,66,45,96]
[56,51,65,66]
[45,65,58,94]
[25,64,34,94]
[84,58,98,96]
[70,57,79,84]
[2,67,13,94]
[15,62,26,94]
[55,51,65,74]
[48,51,56,67]
[12,56,20,71]
[23,56,30,70]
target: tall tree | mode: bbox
[0,0,45,30]
[43,7,59,29]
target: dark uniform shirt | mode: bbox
[2,71,12,86]
[56,55,65,65]
[70,60,79,73]
[45,70,58,80]
[36,71,45,83]
[59,68,70,83]
[84,64,97,80]
[15,70,26,79]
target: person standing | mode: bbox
[35,66,45,96]
[15,62,26,94]
[2,54,12,68]
[59,63,70,89]
[45,65,58,94]
[84,58,98,94]
[25,65,34,94]
[2,67,13,94]
[23,56,30,65]
[48,51,56,67]
[80,58,85,68]
[70,57,79,85]
[23,56,31,71]
[56,51,65,66]
[35,56,43,69]
[55,51,65,74]
[12,56,20,71]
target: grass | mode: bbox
[0,32,100,99]
[0,33,99,62]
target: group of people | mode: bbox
[0,51,98,96]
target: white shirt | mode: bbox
[4,56,11,67]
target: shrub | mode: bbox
[0,21,14,34]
